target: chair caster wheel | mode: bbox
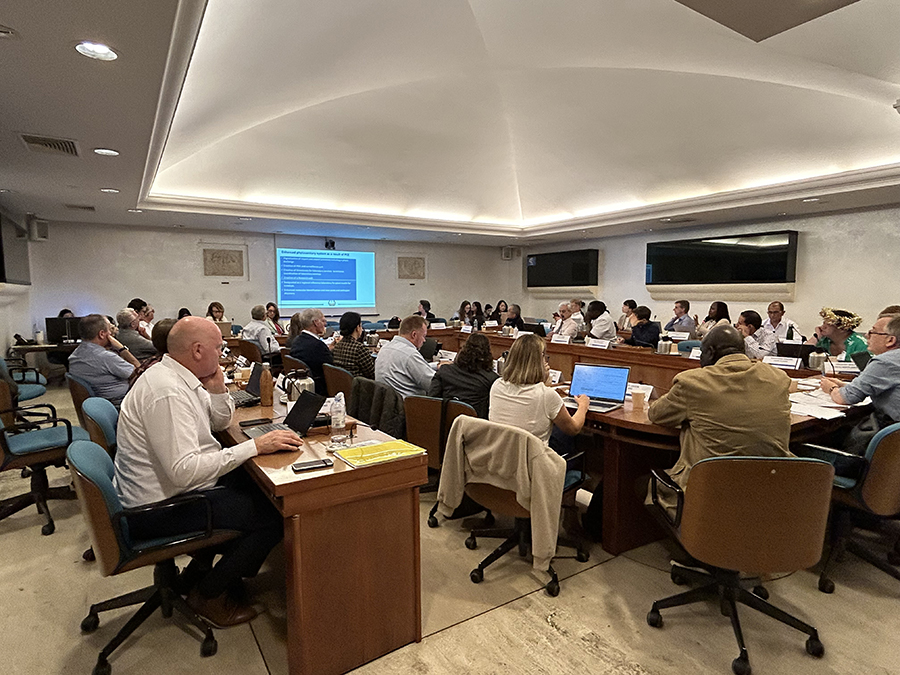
[92,656,111,675]
[731,655,751,675]
[41,521,55,536]
[427,515,438,528]
[83,547,96,562]
[201,636,218,657]
[465,536,477,550]
[646,609,662,628]
[470,568,483,584]
[670,569,686,585]
[545,580,560,597]
[751,585,769,600]
[818,577,835,594]
[576,550,590,563]
[806,637,825,658]
[81,613,100,633]
[21,467,32,478]
[483,512,495,527]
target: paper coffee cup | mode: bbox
[632,391,646,408]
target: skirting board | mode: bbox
[647,283,795,302]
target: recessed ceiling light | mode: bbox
[777,212,787,216]
[75,41,118,61]
[93,148,119,157]
[0,25,19,40]
[100,188,119,193]
[659,217,672,222]
[0,189,11,194]
[238,217,252,221]
[127,209,142,213]
[801,198,820,203]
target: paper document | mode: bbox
[790,402,845,420]
[334,440,426,468]
[790,391,845,408]
[625,382,653,399]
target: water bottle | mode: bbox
[259,363,274,406]
[330,392,348,447]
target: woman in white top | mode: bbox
[694,301,731,339]
[617,299,637,333]
[584,300,617,341]
[489,333,589,447]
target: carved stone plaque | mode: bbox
[397,256,425,280]
[203,248,244,277]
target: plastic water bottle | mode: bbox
[330,392,348,447]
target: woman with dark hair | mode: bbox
[286,312,303,348]
[617,299,637,332]
[265,302,285,335]
[332,311,375,379]
[427,333,498,418]
[489,300,508,323]
[695,301,731,339]
[452,300,472,325]
[585,300,617,340]
[206,302,225,321]
[471,302,486,327]
[58,308,75,318]
[177,307,192,319]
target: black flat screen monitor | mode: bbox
[522,322,546,337]
[526,250,598,288]
[646,231,798,285]
[45,316,83,343]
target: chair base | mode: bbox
[0,465,76,535]
[465,517,590,596]
[648,563,824,674]
[81,560,219,674]
[818,507,900,594]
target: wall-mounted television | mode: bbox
[526,249,598,288]
[645,231,797,285]
[0,212,31,285]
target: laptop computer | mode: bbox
[230,362,262,407]
[419,337,439,362]
[563,364,631,414]
[776,342,817,367]
[522,322,546,337]
[214,320,232,337]
[850,350,872,372]
[243,389,327,439]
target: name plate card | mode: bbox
[513,330,532,339]
[781,338,803,345]
[483,320,499,327]
[549,369,562,385]
[460,325,473,333]
[831,361,860,374]
[689,347,702,360]
[763,355,802,370]
[551,334,571,344]
[667,331,691,341]
[586,338,610,349]
[429,322,446,330]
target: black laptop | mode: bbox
[522,322,546,337]
[230,362,262,407]
[419,337,439,362]
[850,350,872,372]
[776,343,818,367]
[243,389,328,439]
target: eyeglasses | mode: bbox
[866,331,890,338]
[543,354,550,363]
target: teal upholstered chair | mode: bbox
[66,373,97,428]
[68,440,241,674]
[677,339,702,353]
[0,380,88,534]
[81,397,119,457]
[0,357,46,401]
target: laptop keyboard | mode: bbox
[563,396,621,413]
[250,422,289,435]
[230,389,260,404]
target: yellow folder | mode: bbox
[334,440,426,468]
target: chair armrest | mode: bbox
[797,443,868,481]
[14,402,58,418]
[120,489,219,542]
[650,468,684,529]
[4,417,73,443]
[9,365,41,379]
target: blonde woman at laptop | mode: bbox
[489,333,588,454]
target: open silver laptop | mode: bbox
[563,364,630,413]
[243,390,327,439]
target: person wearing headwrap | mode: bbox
[806,307,867,362]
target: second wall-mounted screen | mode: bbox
[276,249,376,311]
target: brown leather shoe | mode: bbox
[187,588,258,628]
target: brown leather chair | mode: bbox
[282,353,307,375]
[801,422,900,594]
[66,372,95,428]
[68,440,240,674]
[238,339,263,363]
[323,363,353,402]
[646,456,834,675]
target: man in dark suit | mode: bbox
[288,308,335,395]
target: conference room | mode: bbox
[2,1,900,674]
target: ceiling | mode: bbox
[1,0,900,246]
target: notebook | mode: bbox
[230,362,262,406]
[563,364,631,413]
[243,389,327,439]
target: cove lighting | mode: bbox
[100,188,119,194]
[93,148,119,156]
[75,41,118,61]
[127,209,142,213]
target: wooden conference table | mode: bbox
[220,402,427,675]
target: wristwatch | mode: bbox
[115,346,128,354]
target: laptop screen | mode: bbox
[245,362,263,396]
[569,364,630,403]
[283,390,327,435]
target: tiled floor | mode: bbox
[1,385,898,674]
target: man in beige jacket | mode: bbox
[647,325,793,514]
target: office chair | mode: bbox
[362,322,385,331]
[438,416,589,596]
[66,372,96,428]
[1,355,48,386]
[80,397,119,561]
[68,440,241,675]
[0,380,87,535]
[237,339,263,364]
[646,456,834,675]
[1,356,47,402]
[348,377,405,439]
[799,423,900,594]
[323,363,353,402]
[405,396,475,492]
[677,339,701,353]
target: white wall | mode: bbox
[514,206,900,332]
[25,222,518,327]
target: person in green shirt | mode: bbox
[806,307,867,361]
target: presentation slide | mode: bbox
[276,249,376,310]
